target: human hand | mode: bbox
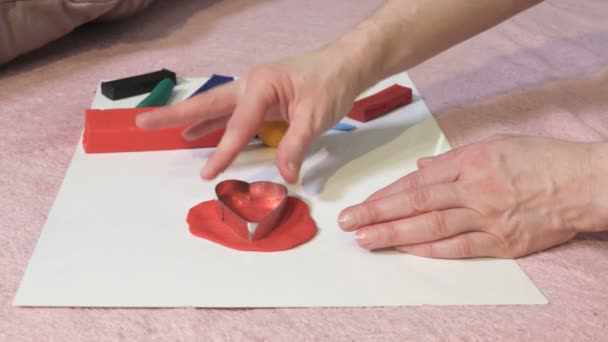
[135,48,365,183]
[338,135,608,258]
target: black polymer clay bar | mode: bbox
[101,69,177,100]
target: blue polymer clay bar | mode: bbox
[332,122,356,131]
[188,74,234,98]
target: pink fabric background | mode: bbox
[1,0,607,340]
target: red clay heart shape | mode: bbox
[215,180,288,240]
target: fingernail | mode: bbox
[201,164,214,179]
[338,211,356,230]
[182,130,195,141]
[135,113,149,127]
[355,229,377,247]
[286,161,296,174]
[286,162,299,182]
[200,152,216,179]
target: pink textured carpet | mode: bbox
[2,0,607,340]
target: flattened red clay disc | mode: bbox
[187,197,317,252]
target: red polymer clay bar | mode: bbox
[347,84,413,122]
[82,107,224,153]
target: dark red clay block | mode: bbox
[83,107,224,153]
[347,84,413,122]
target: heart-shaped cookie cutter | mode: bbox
[215,180,288,240]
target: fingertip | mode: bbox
[181,126,203,141]
[181,129,195,141]
[338,209,357,231]
[279,160,300,184]
[135,112,151,129]
[276,135,310,184]
[199,151,217,179]
[183,134,197,142]
[354,228,377,249]
[275,142,296,183]
[135,108,173,130]
[202,132,243,179]
[200,164,218,180]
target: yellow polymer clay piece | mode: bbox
[257,121,289,148]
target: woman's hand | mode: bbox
[133,0,545,184]
[135,48,365,183]
[338,135,608,258]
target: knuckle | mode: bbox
[438,148,458,162]
[379,222,400,245]
[166,103,191,122]
[360,202,381,225]
[319,112,336,132]
[286,126,315,150]
[511,233,532,257]
[441,147,463,165]
[305,100,334,133]
[289,108,316,139]
[493,226,522,257]
[409,188,432,212]
[403,172,423,190]
[497,241,524,258]
[424,243,436,258]
[386,222,399,244]
[297,121,316,141]
[455,237,473,258]
[426,211,448,237]
[469,176,513,211]
[204,94,218,109]
[248,65,276,81]
[473,177,500,199]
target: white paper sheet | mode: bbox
[14,72,547,307]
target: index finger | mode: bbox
[339,183,464,231]
[135,81,241,130]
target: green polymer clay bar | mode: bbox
[136,78,176,108]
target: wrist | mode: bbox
[322,20,392,96]
[586,142,608,232]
